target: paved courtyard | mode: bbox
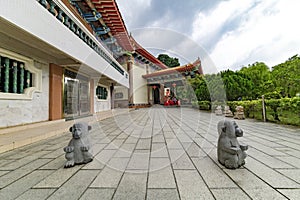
[0,106,299,200]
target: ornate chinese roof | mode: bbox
[92,0,134,51]
[69,0,134,51]
[130,36,168,70]
[142,58,202,79]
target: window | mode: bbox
[0,48,42,100]
[115,92,123,99]
[96,85,108,100]
[0,57,32,94]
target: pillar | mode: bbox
[12,61,18,93]
[127,55,134,105]
[160,83,164,104]
[110,83,115,109]
[19,63,24,94]
[3,57,9,93]
[146,64,150,104]
[90,79,94,114]
[49,63,63,120]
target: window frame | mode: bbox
[0,48,42,100]
[95,84,108,101]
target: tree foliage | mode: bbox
[188,55,300,102]
[271,55,300,97]
[157,54,180,68]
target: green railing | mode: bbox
[0,56,32,94]
[37,0,126,76]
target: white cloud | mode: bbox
[192,0,255,46]
[195,0,300,71]
[116,0,151,29]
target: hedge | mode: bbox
[194,97,300,126]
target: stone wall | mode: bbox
[0,64,49,128]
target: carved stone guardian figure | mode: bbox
[64,122,93,168]
[224,105,233,117]
[234,105,245,119]
[217,119,248,169]
[215,105,223,116]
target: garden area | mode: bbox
[184,55,300,126]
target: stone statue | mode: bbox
[64,122,93,168]
[217,119,248,169]
[234,105,245,119]
[224,105,233,117]
[215,105,223,116]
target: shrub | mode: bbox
[198,101,211,110]
[192,97,300,126]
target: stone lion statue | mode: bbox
[217,119,248,169]
[63,122,93,168]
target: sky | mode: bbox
[116,0,300,73]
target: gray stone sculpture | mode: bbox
[215,105,223,116]
[217,119,248,169]
[224,105,233,117]
[234,106,245,119]
[64,122,93,168]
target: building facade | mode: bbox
[0,0,202,128]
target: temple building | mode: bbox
[0,0,202,128]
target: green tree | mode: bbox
[271,55,300,97]
[220,70,253,101]
[240,62,271,99]
[157,54,180,68]
[188,74,210,101]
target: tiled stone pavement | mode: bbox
[0,106,299,199]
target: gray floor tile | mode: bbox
[246,157,299,188]
[15,189,56,200]
[169,149,195,169]
[192,157,237,188]
[225,168,288,199]
[127,150,150,170]
[147,189,180,200]
[90,167,123,188]
[211,188,251,200]
[113,172,147,200]
[79,188,115,200]
[174,170,214,199]
[276,169,300,183]
[148,166,176,188]
[278,189,300,200]
[0,170,53,200]
[34,165,81,188]
[47,170,98,200]
[0,158,52,188]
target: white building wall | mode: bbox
[132,64,148,104]
[0,0,129,88]
[0,63,49,128]
[114,86,129,108]
[94,81,111,112]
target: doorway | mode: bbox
[64,76,90,118]
[153,87,160,104]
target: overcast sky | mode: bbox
[116,0,300,73]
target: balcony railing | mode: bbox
[37,0,126,77]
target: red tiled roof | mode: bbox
[142,58,201,78]
[92,0,134,51]
[130,36,168,69]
